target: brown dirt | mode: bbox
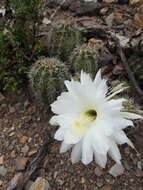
[1,1,143,190]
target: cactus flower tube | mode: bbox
[50,70,143,168]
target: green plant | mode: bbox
[0,32,27,90]
[29,57,70,106]
[69,44,99,77]
[0,0,45,91]
[10,0,44,50]
[48,23,82,62]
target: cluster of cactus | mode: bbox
[29,58,70,107]
[69,44,99,78]
[29,24,101,108]
[48,23,81,62]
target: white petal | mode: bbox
[119,118,134,129]
[60,142,72,153]
[96,79,108,96]
[49,116,59,125]
[94,151,107,168]
[71,141,82,163]
[64,80,80,95]
[82,137,93,165]
[54,128,65,141]
[121,112,143,120]
[113,130,134,148]
[108,142,121,164]
[49,114,74,128]
[80,71,92,84]
[93,70,108,98]
[105,127,113,136]
[92,133,110,155]
[50,92,80,114]
[93,69,102,88]
[106,98,126,111]
[64,132,81,144]
[49,115,67,125]
[107,87,128,100]
[111,117,134,130]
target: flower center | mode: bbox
[73,109,97,134]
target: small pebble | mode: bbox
[7,173,23,190]
[15,157,28,171]
[20,136,29,144]
[95,166,103,177]
[0,156,4,165]
[137,160,143,170]
[109,164,124,177]
[9,106,16,114]
[24,100,30,108]
[135,168,143,177]
[0,180,3,186]
[0,166,7,177]
[28,150,37,156]
[21,145,29,153]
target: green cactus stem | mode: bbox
[29,57,70,107]
[69,44,99,78]
[48,23,81,62]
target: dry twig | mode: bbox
[108,32,143,97]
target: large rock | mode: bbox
[0,166,7,177]
[15,157,28,171]
[46,0,102,16]
[29,177,49,190]
[109,163,124,177]
[67,1,103,16]
[7,173,23,190]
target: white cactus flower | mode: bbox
[50,70,142,168]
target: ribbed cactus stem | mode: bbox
[69,44,99,78]
[29,57,70,107]
[48,23,81,62]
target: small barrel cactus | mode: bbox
[29,57,70,107]
[48,23,81,62]
[69,44,99,78]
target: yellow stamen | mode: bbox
[73,109,97,134]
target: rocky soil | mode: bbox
[0,0,143,190]
[0,84,143,190]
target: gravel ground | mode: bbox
[0,87,143,190]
